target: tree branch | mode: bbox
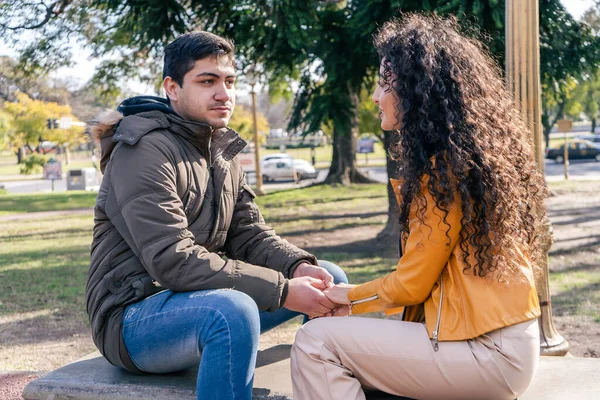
[1,1,62,30]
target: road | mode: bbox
[3,159,600,194]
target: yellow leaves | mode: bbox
[1,91,85,149]
[228,105,269,144]
[0,110,12,151]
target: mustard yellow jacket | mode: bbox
[348,178,540,344]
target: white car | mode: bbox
[260,155,318,182]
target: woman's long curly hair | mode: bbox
[375,14,548,279]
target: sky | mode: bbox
[0,0,596,95]
[565,0,596,19]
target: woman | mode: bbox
[291,14,545,400]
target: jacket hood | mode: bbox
[117,95,176,117]
[90,96,179,173]
[90,109,123,174]
[90,96,175,144]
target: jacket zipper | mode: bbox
[350,294,379,305]
[432,275,444,352]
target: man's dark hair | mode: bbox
[163,31,235,86]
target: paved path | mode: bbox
[17,350,600,400]
[0,371,39,400]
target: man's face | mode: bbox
[164,56,236,128]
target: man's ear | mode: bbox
[163,77,179,102]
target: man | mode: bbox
[86,31,347,400]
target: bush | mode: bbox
[20,154,47,175]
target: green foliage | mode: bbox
[19,153,47,175]
[574,70,600,123]
[3,0,600,170]
[539,1,600,138]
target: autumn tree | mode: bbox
[228,105,269,144]
[3,92,84,163]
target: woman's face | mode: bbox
[372,61,401,131]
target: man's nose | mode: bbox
[214,84,232,102]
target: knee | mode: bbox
[317,260,348,284]
[204,290,260,336]
[293,319,334,361]
[294,319,327,348]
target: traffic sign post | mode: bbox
[357,138,375,164]
[43,159,62,192]
[557,119,573,180]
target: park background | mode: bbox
[1,0,600,395]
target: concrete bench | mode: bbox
[23,345,600,400]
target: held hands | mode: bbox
[324,283,355,317]
[284,276,338,319]
[285,263,356,318]
[292,262,334,288]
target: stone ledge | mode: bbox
[22,346,600,400]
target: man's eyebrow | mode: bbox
[194,72,237,79]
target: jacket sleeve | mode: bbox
[348,180,463,314]
[224,170,317,279]
[105,135,286,311]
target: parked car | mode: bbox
[260,153,293,165]
[261,155,318,182]
[575,135,600,144]
[546,139,600,163]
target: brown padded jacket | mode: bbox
[86,98,316,373]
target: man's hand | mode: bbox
[292,262,334,288]
[284,276,338,318]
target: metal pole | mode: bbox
[506,0,569,356]
[564,133,569,180]
[250,83,265,195]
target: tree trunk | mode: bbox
[592,118,597,134]
[64,145,71,165]
[376,129,401,247]
[16,147,24,164]
[542,100,566,149]
[325,85,374,185]
[543,124,551,150]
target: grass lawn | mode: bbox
[0,180,599,370]
[0,214,92,319]
[0,191,97,216]
[0,182,598,316]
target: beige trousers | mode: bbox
[291,317,539,400]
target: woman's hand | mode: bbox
[323,283,356,305]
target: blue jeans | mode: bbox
[122,260,347,400]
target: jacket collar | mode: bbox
[164,112,213,153]
[112,110,247,163]
[164,113,247,163]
